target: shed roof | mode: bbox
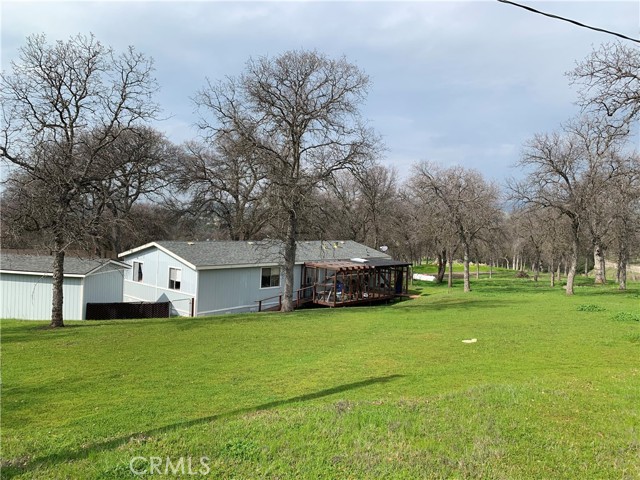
[120,240,390,268]
[0,253,128,277]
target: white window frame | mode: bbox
[132,261,144,282]
[260,267,281,289]
[168,267,182,290]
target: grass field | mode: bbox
[2,269,639,479]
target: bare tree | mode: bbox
[412,162,502,292]
[90,127,176,253]
[405,177,456,283]
[388,190,429,266]
[355,164,398,249]
[1,33,159,327]
[315,165,399,251]
[318,171,368,242]
[510,130,584,295]
[566,118,630,285]
[1,171,69,250]
[194,50,379,311]
[511,206,558,282]
[176,134,269,241]
[508,117,629,294]
[608,153,640,290]
[570,42,640,130]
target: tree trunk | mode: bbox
[617,249,628,291]
[475,258,479,279]
[565,225,579,296]
[435,249,446,284]
[373,222,380,251]
[584,256,589,276]
[463,243,471,292]
[447,250,453,289]
[110,218,123,255]
[550,257,555,287]
[533,253,540,282]
[280,209,298,312]
[50,232,65,327]
[593,243,606,284]
[566,252,577,295]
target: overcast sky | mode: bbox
[2,1,638,182]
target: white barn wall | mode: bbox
[0,273,83,320]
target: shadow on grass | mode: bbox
[0,317,216,344]
[396,297,520,311]
[1,374,404,478]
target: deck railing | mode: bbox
[256,285,315,312]
[256,281,405,312]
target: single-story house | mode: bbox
[0,253,129,320]
[118,240,411,316]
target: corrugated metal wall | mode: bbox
[0,273,83,320]
[82,269,126,318]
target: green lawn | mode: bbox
[2,270,639,479]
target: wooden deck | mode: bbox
[256,258,411,312]
[303,258,411,308]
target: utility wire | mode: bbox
[497,0,640,44]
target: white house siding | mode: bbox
[123,280,194,316]
[196,264,304,315]
[196,267,275,315]
[82,269,126,318]
[0,273,83,320]
[122,248,197,316]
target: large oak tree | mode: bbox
[194,50,379,311]
[1,34,159,327]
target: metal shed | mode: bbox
[0,253,129,320]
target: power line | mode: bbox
[497,0,640,44]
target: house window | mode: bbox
[132,261,143,282]
[169,267,182,290]
[261,267,280,288]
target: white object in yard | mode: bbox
[462,338,477,343]
[413,273,436,281]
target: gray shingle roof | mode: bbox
[151,240,389,268]
[0,253,126,276]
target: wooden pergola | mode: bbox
[301,258,411,308]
